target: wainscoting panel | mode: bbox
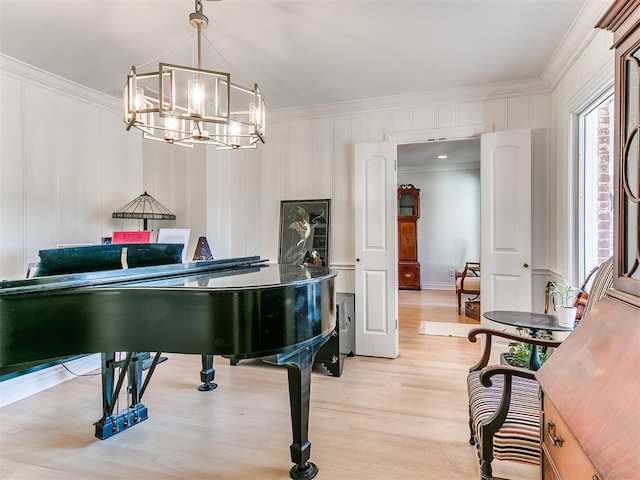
[0,55,143,280]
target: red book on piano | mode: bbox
[112,231,151,244]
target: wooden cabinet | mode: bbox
[537,5,640,480]
[606,0,640,299]
[398,184,421,290]
[539,393,601,480]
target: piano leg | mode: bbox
[279,337,329,480]
[198,355,217,391]
[94,351,149,440]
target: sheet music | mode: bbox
[157,228,191,263]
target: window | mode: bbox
[578,93,614,280]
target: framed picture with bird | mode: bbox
[278,199,331,268]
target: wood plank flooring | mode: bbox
[0,290,536,479]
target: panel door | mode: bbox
[354,142,398,358]
[480,129,532,316]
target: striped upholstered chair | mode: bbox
[466,257,613,480]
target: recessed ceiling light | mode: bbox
[437,155,448,159]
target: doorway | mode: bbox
[396,139,481,330]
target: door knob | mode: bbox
[523,263,529,268]
[356,258,360,262]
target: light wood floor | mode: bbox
[0,290,536,479]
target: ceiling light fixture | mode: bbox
[437,155,448,159]
[122,0,265,149]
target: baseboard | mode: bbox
[0,353,101,408]
[422,282,456,290]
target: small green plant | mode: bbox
[547,281,582,307]
[506,327,553,368]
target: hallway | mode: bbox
[399,288,481,325]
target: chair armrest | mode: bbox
[465,262,480,277]
[472,364,540,439]
[479,364,536,387]
[468,327,562,372]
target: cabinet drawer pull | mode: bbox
[546,421,564,447]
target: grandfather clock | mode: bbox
[398,184,421,290]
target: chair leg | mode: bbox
[469,414,476,445]
[480,459,493,480]
[457,290,462,314]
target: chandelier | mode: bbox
[122,0,265,149]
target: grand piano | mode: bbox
[0,246,336,480]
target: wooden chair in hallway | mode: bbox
[465,257,613,480]
[456,262,480,314]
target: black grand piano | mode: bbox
[0,245,336,480]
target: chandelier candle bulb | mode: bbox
[188,79,205,117]
[164,115,179,141]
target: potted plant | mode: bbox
[504,327,553,368]
[547,281,582,328]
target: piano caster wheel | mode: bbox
[198,382,218,392]
[289,462,318,480]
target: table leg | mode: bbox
[528,328,541,371]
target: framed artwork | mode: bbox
[278,199,331,267]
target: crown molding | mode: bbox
[269,77,549,122]
[0,54,121,113]
[541,0,615,90]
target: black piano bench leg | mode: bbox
[198,355,217,391]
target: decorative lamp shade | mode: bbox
[112,191,176,230]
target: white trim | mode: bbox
[269,78,548,122]
[386,124,494,145]
[423,283,456,291]
[565,71,614,283]
[541,0,614,90]
[0,54,121,113]
[330,262,355,270]
[0,354,101,408]
[565,62,614,113]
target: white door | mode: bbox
[481,129,532,316]
[354,142,398,358]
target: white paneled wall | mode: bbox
[142,140,207,260]
[201,82,553,293]
[0,3,615,294]
[0,55,142,280]
[193,3,615,294]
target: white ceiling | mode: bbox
[0,0,588,112]
[398,138,480,169]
